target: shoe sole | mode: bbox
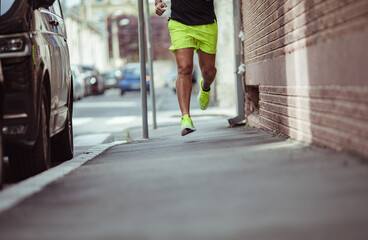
[181,127,196,136]
[197,91,209,110]
[197,78,209,110]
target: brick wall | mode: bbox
[241,0,368,157]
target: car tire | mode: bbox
[120,90,125,95]
[9,84,51,180]
[51,86,74,162]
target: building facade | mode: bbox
[240,0,368,157]
[65,9,109,71]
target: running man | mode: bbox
[155,0,218,136]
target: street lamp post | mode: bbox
[138,0,149,139]
[111,17,120,68]
[144,0,157,129]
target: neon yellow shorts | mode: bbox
[168,19,218,54]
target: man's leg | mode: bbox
[197,50,217,90]
[175,48,194,116]
[197,50,217,110]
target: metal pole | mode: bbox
[111,17,119,68]
[78,0,85,65]
[144,0,157,129]
[138,0,149,138]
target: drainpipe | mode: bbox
[228,0,246,127]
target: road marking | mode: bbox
[104,89,120,96]
[72,117,141,135]
[74,101,138,108]
[0,141,125,214]
[106,116,137,125]
[73,117,93,126]
[74,133,111,147]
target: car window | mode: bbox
[125,68,140,75]
[104,71,116,78]
[0,0,14,16]
[81,66,93,72]
[50,0,63,18]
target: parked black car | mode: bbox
[0,0,74,180]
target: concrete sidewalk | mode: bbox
[0,112,368,240]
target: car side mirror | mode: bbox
[33,0,56,9]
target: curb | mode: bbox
[0,141,125,214]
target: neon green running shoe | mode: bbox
[180,114,196,136]
[197,77,210,110]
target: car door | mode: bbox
[46,0,71,133]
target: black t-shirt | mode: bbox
[170,0,217,26]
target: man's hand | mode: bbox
[155,2,168,16]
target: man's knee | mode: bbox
[202,66,217,80]
[178,64,193,76]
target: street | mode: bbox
[72,89,144,155]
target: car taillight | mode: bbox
[90,77,97,85]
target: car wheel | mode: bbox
[51,86,74,162]
[9,84,51,180]
[120,90,125,95]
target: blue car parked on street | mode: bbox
[119,62,150,95]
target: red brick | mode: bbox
[260,93,368,121]
[260,100,368,138]
[243,0,368,62]
[260,109,368,157]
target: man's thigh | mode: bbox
[197,50,216,71]
[175,48,195,71]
